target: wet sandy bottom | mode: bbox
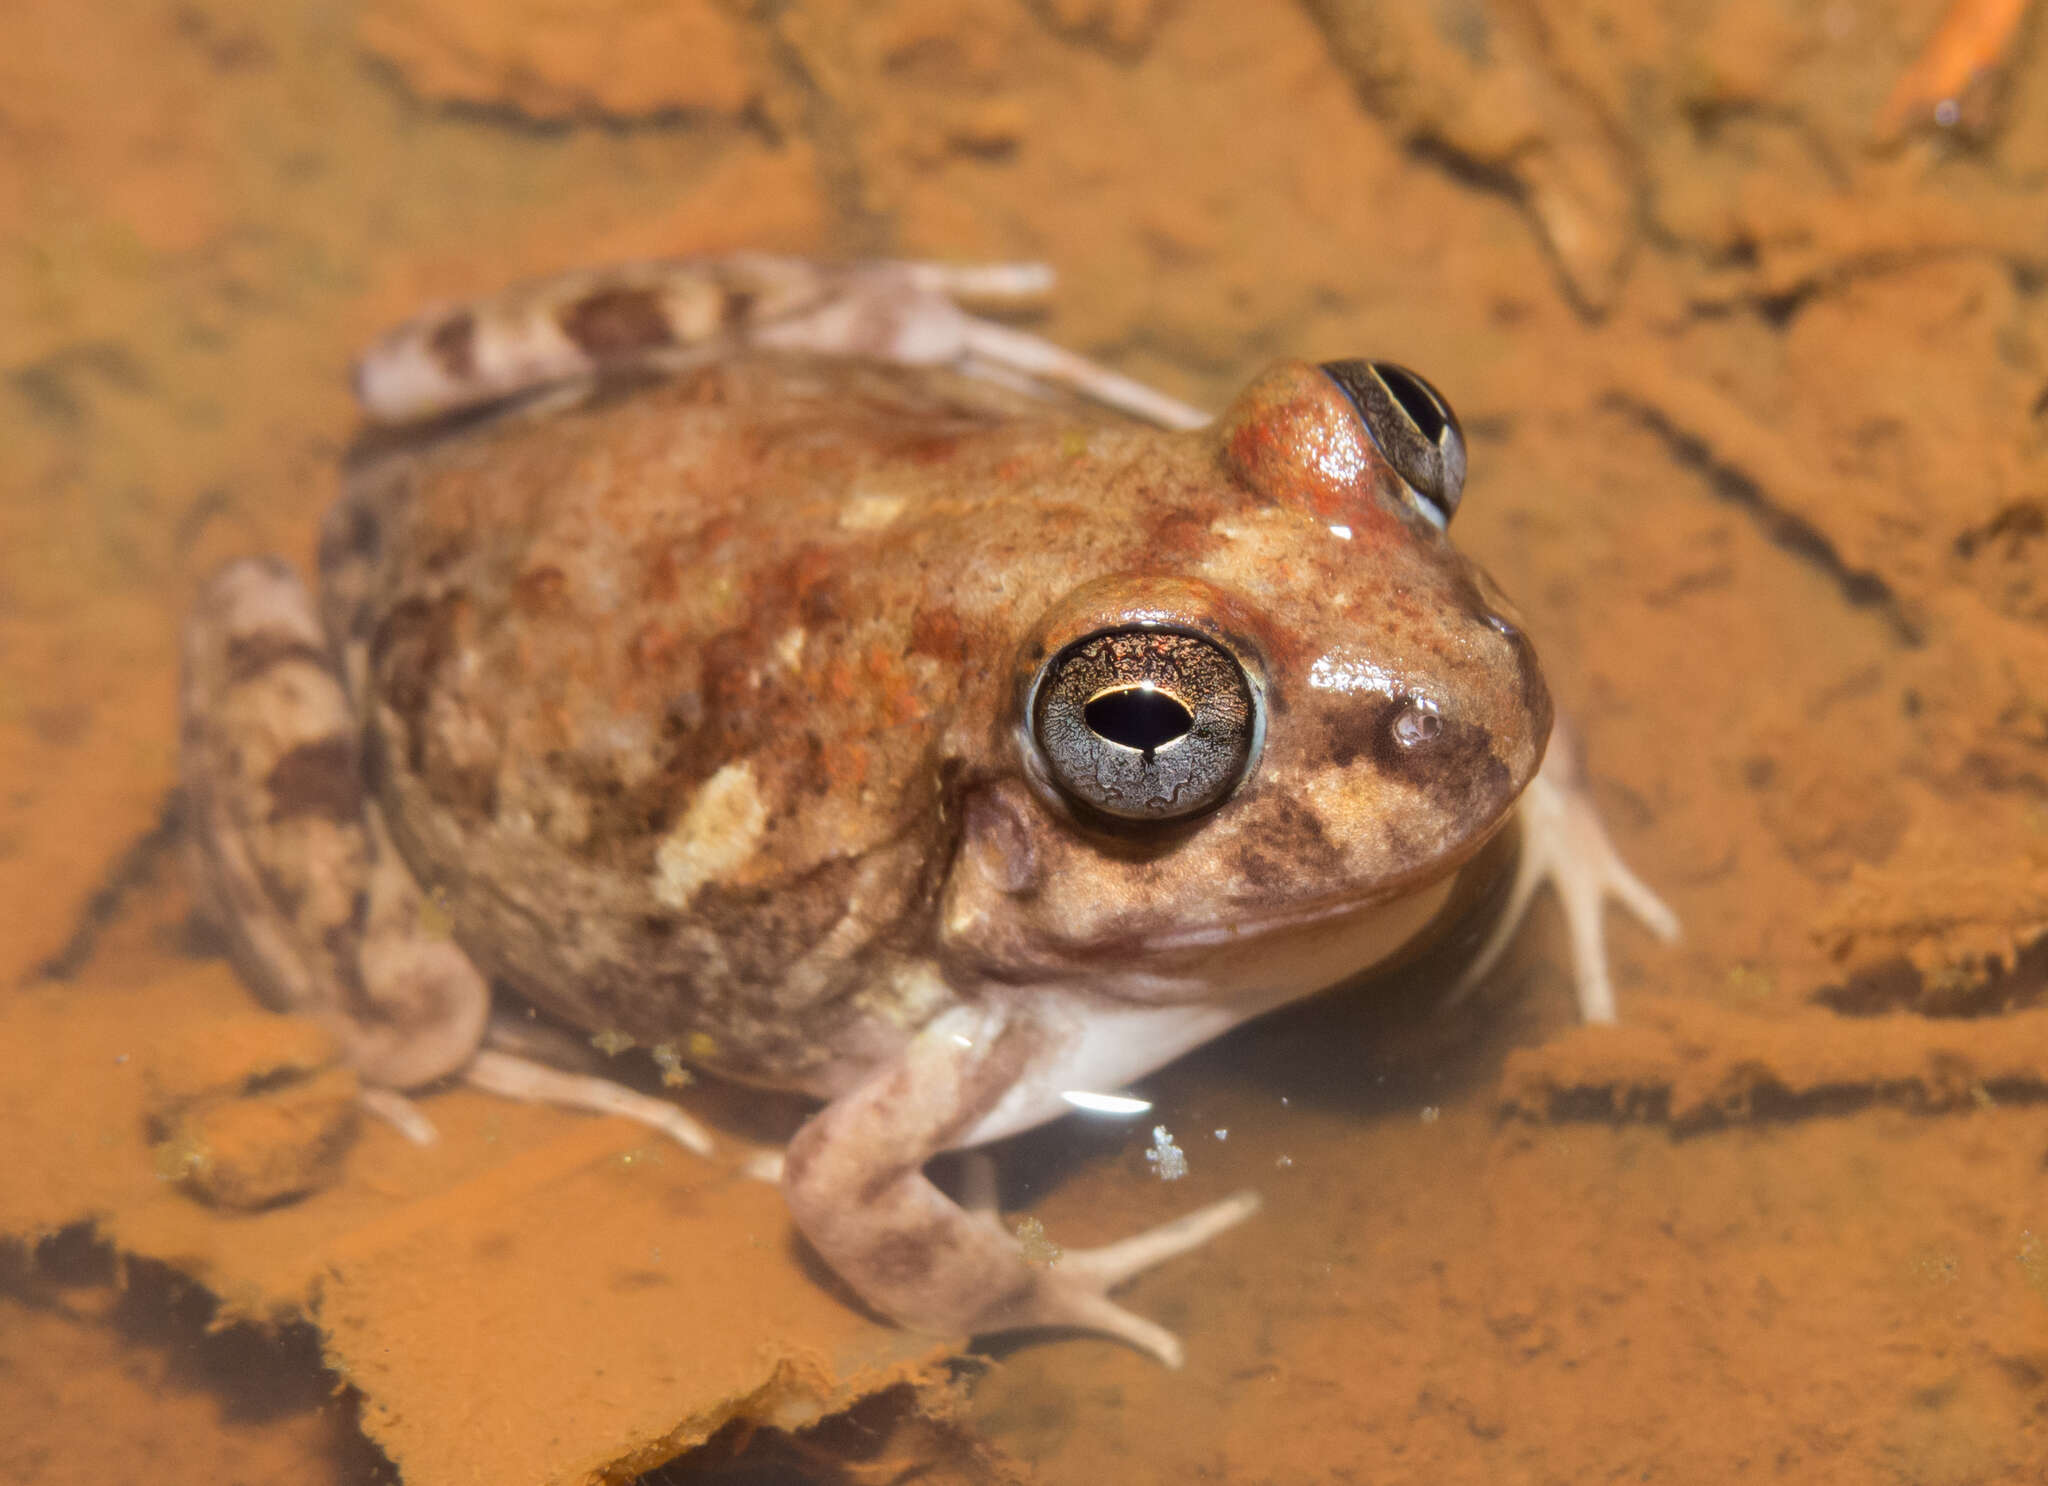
[5,0,2048,1480]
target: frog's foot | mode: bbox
[182,559,492,1091]
[352,255,1207,432]
[358,1085,440,1146]
[464,1048,714,1157]
[782,1003,1258,1367]
[1446,728,1680,1024]
[977,1190,1264,1367]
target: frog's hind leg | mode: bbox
[352,255,1208,431]
[185,560,717,1155]
[181,559,492,1110]
[782,1002,1261,1367]
[1445,721,1680,1024]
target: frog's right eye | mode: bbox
[1319,360,1467,529]
[1027,627,1260,824]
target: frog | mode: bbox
[179,254,1677,1367]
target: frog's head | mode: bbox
[939,359,1551,1001]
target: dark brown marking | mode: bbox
[318,503,382,575]
[422,533,472,575]
[371,591,478,790]
[1230,793,1341,891]
[427,311,477,380]
[510,564,569,616]
[867,1218,957,1290]
[559,287,676,360]
[776,545,845,627]
[1363,697,1513,835]
[908,604,968,665]
[224,630,333,686]
[266,737,362,823]
[373,596,452,719]
[720,287,757,332]
[609,1268,671,1293]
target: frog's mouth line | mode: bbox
[1110,879,1455,956]
[983,820,1523,1013]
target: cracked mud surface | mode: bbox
[4,0,2048,1481]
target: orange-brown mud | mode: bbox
[4,1,2048,1481]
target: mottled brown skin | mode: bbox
[314,354,1548,1096]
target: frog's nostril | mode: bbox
[1392,701,1442,748]
[1085,685,1193,753]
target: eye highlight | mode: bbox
[1030,628,1258,823]
[1319,360,1468,528]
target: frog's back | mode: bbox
[317,357,1132,1084]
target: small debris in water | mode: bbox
[650,1042,693,1088]
[1213,1128,1228,1141]
[1145,1124,1187,1180]
[590,1029,635,1056]
[1015,1216,1062,1268]
[1420,1105,1440,1124]
[1275,1154,1294,1170]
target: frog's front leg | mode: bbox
[1448,721,1681,1023]
[182,560,713,1153]
[782,1001,1260,1367]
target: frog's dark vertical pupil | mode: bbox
[1084,686,1194,753]
[1029,626,1257,822]
[1375,361,1448,445]
[1318,358,1467,525]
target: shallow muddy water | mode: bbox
[5,1,2048,1481]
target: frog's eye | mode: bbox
[1319,360,1467,528]
[1028,628,1259,823]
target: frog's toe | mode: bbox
[1447,733,1679,1024]
[358,1085,439,1145]
[463,1049,714,1156]
[897,260,1055,304]
[1015,1189,1265,1368]
[1526,761,1680,1025]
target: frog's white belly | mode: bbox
[954,874,1457,1148]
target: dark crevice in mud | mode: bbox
[29,791,184,985]
[1608,394,1925,646]
[1400,134,1633,322]
[1812,932,2048,1019]
[355,52,781,148]
[631,1380,1002,1485]
[1678,244,2035,330]
[1508,1076,2048,1135]
[1405,133,1528,206]
[1019,0,1165,64]
[755,2,892,257]
[8,340,156,428]
[1,1225,398,1483]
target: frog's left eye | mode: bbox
[1028,628,1259,824]
[1320,360,1467,528]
